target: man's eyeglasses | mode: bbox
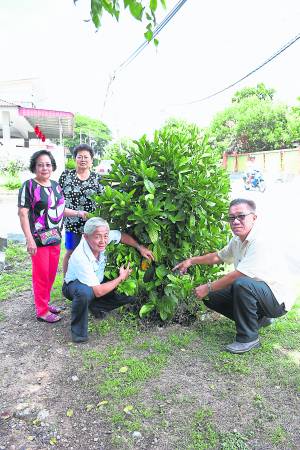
[227,212,254,223]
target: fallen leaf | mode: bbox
[32,418,41,426]
[123,405,134,413]
[119,366,128,373]
[97,400,109,407]
[49,436,57,445]
[86,404,94,412]
[66,408,74,417]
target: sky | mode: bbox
[0,0,300,140]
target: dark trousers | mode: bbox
[62,280,136,340]
[204,276,286,343]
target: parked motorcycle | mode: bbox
[243,170,266,192]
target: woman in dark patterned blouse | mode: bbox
[18,150,88,323]
[59,144,103,274]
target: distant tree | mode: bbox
[103,137,138,159]
[209,95,292,154]
[232,83,275,103]
[288,97,300,145]
[64,114,112,156]
[75,0,167,43]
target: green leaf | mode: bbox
[155,264,169,280]
[144,30,153,41]
[150,0,158,12]
[129,1,144,20]
[139,303,155,318]
[144,178,155,194]
[189,214,195,227]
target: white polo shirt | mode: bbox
[65,230,121,286]
[217,225,295,310]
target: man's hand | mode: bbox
[26,236,37,256]
[138,245,154,261]
[119,263,132,281]
[194,283,209,299]
[173,259,192,275]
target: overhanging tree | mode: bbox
[92,119,230,321]
[75,0,167,43]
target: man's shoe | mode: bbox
[258,317,274,329]
[72,335,89,344]
[226,338,260,354]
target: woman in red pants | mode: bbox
[18,150,87,323]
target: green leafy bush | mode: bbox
[65,157,76,169]
[0,160,25,190]
[93,120,230,320]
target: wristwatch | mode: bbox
[207,281,212,293]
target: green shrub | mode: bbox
[65,158,76,169]
[1,160,24,190]
[93,120,230,320]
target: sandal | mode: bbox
[37,313,61,323]
[48,305,64,314]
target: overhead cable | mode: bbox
[175,32,300,106]
[101,0,188,115]
[116,0,188,74]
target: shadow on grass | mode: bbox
[195,297,300,391]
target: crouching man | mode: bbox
[173,198,295,354]
[63,217,154,343]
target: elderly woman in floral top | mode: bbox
[59,144,103,274]
[18,150,88,323]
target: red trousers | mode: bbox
[31,245,61,317]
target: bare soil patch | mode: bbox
[0,292,299,450]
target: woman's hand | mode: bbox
[77,210,89,220]
[26,236,37,256]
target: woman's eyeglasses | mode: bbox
[76,156,90,160]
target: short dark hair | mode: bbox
[229,198,256,212]
[73,144,94,159]
[29,150,57,173]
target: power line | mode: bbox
[174,32,300,106]
[117,0,188,74]
[101,0,188,116]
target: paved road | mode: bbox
[0,192,23,240]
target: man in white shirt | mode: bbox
[63,217,154,343]
[173,198,294,354]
